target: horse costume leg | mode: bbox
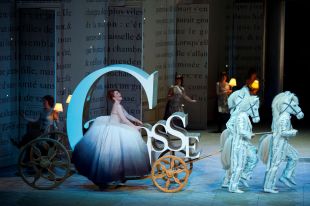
[264,138,286,193]
[264,159,281,193]
[281,144,298,185]
[229,146,246,193]
[265,91,304,192]
[222,169,231,188]
[242,142,258,181]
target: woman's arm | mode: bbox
[52,111,59,129]
[225,84,232,95]
[122,106,143,125]
[20,111,40,122]
[182,89,197,103]
[217,82,231,95]
[167,86,174,100]
[116,104,139,128]
[216,82,220,95]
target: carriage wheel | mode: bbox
[151,155,189,193]
[38,131,72,158]
[18,137,71,189]
[38,131,71,151]
[158,150,193,179]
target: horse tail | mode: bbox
[258,134,272,165]
[221,136,232,170]
[220,129,229,150]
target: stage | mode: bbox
[1,127,310,206]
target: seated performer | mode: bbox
[72,89,151,188]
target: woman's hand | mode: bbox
[135,119,143,125]
[52,111,59,121]
[135,125,142,131]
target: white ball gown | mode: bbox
[72,113,151,186]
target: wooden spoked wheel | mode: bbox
[38,131,72,158]
[151,155,189,193]
[38,131,71,151]
[158,150,193,179]
[18,137,71,190]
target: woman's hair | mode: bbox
[107,89,120,101]
[245,68,257,87]
[219,71,228,81]
[42,95,54,107]
[246,68,257,81]
[175,73,184,86]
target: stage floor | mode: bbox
[1,126,310,206]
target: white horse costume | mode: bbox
[258,91,304,193]
[221,95,260,193]
[221,88,259,189]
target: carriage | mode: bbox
[17,64,212,193]
[17,112,205,192]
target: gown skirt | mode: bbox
[72,116,151,185]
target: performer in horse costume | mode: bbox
[221,89,259,189]
[222,95,260,193]
[258,91,304,193]
[221,90,245,188]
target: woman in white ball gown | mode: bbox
[72,89,150,187]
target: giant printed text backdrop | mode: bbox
[19,8,55,136]
[226,2,264,85]
[176,4,209,129]
[0,1,18,166]
[106,7,142,119]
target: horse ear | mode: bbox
[256,96,259,101]
[284,91,291,95]
[227,91,235,109]
[254,96,260,104]
[285,91,296,101]
[292,93,299,104]
[287,93,294,101]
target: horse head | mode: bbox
[272,91,304,129]
[282,92,304,119]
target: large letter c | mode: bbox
[66,64,158,149]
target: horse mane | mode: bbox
[292,93,299,105]
[238,95,260,112]
[271,92,284,126]
[228,89,248,112]
[228,91,239,110]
